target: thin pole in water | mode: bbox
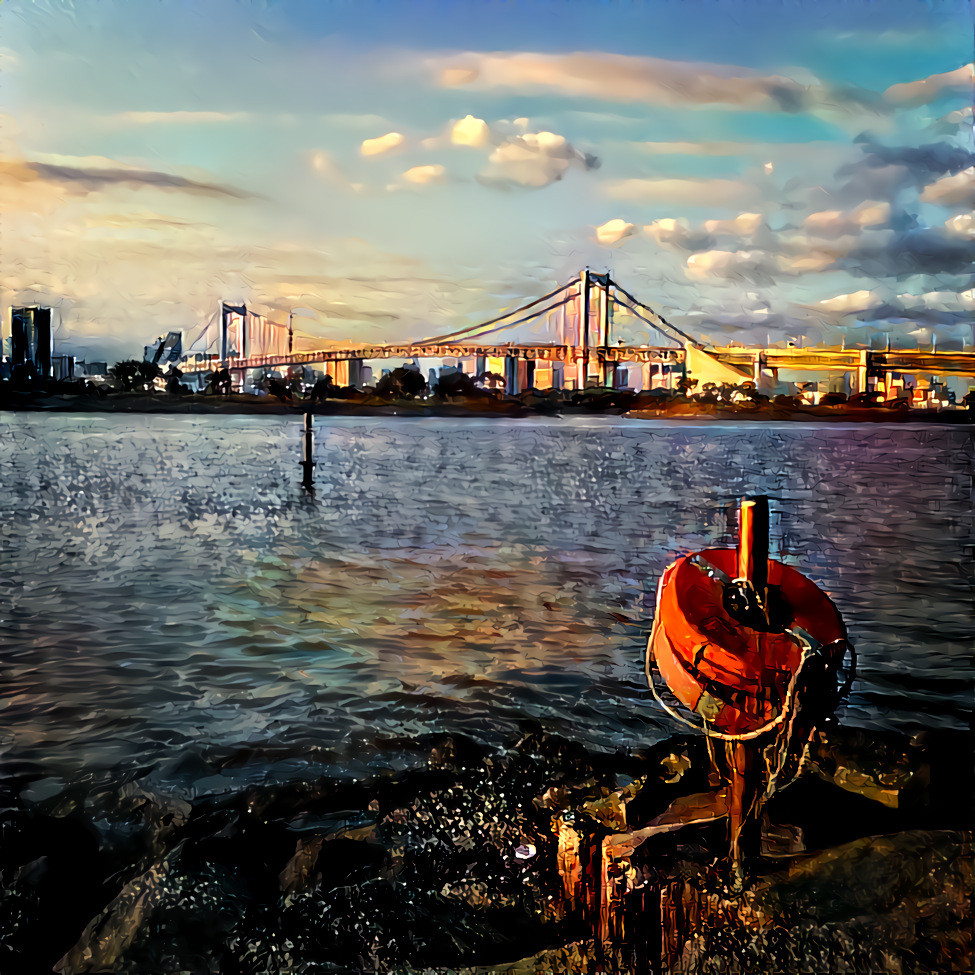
[300,411,315,491]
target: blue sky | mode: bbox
[1,0,972,360]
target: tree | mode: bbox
[110,360,161,393]
[375,366,428,400]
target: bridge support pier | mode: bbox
[504,356,518,395]
[348,358,364,388]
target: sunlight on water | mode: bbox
[1,414,971,796]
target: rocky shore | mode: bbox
[1,725,970,974]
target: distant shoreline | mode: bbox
[1,390,972,424]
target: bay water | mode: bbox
[1,413,971,801]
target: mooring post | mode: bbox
[729,494,770,886]
[300,410,315,490]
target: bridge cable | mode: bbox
[418,280,577,344]
[443,292,579,344]
[609,280,702,348]
[610,294,684,348]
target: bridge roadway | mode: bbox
[183,342,975,388]
[709,347,975,377]
[192,343,685,371]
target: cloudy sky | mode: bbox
[1,0,972,361]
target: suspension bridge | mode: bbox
[180,270,975,396]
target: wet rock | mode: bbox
[54,843,184,974]
[809,727,927,809]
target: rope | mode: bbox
[644,616,816,743]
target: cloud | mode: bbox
[802,201,892,237]
[594,219,637,245]
[113,110,251,125]
[478,130,598,189]
[604,177,757,208]
[884,63,974,106]
[702,212,767,238]
[434,51,878,115]
[685,249,785,286]
[402,164,446,185]
[643,212,767,252]
[360,132,406,156]
[815,290,882,315]
[451,115,490,148]
[309,150,363,193]
[814,287,975,326]
[2,154,251,200]
[928,104,974,135]
[944,213,975,237]
[834,138,975,203]
[920,166,975,207]
[837,226,975,277]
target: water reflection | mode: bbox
[1,414,971,796]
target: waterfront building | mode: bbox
[9,306,53,377]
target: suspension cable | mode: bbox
[418,280,578,345]
[610,295,684,348]
[443,292,578,344]
[609,280,702,348]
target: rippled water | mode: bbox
[1,413,971,798]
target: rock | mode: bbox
[53,843,184,974]
[809,727,927,809]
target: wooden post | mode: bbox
[727,739,752,884]
[300,411,315,491]
[737,496,769,598]
[729,495,769,884]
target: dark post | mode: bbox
[300,411,315,490]
[737,495,769,599]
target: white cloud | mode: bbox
[594,218,637,245]
[815,290,881,315]
[433,51,871,115]
[802,200,891,237]
[884,62,974,106]
[478,130,597,189]
[896,289,975,313]
[360,132,406,156]
[944,213,975,237]
[702,212,765,237]
[402,164,446,185]
[451,115,490,148]
[920,167,975,207]
[685,249,779,283]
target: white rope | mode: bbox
[644,614,816,743]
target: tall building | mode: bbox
[144,331,183,364]
[10,307,54,376]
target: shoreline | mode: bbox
[2,391,972,424]
[3,724,971,974]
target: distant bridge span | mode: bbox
[181,271,975,393]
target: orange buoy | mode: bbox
[648,497,851,739]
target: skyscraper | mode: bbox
[10,307,53,377]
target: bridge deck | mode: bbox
[181,343,975,379]
[186,344,686,371]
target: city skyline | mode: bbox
[1,0,972,362]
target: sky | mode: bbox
[1,0,972,362]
